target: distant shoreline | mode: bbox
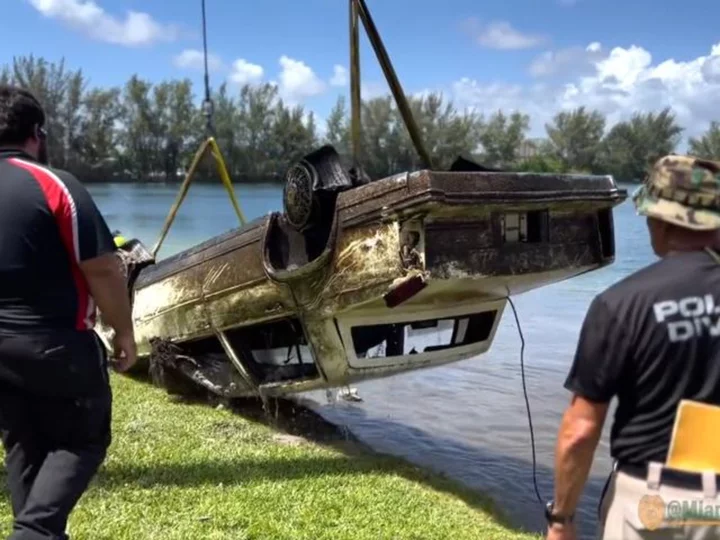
[82,176,642,186]
[81,176,286,186]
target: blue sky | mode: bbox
[2,0,720,142]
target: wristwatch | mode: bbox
[545,500,575,525]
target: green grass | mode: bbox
[0,374,542,539]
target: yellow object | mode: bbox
[151,136,246,258]
[114,235,127,248]
[666,399,720,472]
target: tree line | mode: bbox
[2,55,720,184]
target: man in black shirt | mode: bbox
[0,85,137,539]
[546,155,720,539]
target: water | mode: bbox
[89,180,652,538]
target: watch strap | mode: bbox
[545,501,574,524]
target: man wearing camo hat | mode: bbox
[545,155,720,540]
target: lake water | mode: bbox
[88,180,652,538]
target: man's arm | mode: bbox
[79,255,134,337]
[552,395,609,518]
[550,295,627,530]
[56,170,133,338]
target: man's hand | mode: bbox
[111,331,137,372]
[546,523,576,540]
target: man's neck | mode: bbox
[665,232,720,254]
[666,244,720,258]
[0,146,30,157]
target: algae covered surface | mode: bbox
[0,374,540,539]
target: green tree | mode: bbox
[545,106,605,172]
[202,82,243,179]
[329,92,484,179]
[324,95,350,159]
[1,55,713,186]
[6,55,86,170]
[514,153,568,173]
[688,121,720,160]
[73,87,123,180]
[597,108,683,181]
[478,110,530,167]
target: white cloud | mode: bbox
[466,18,546,50]
[449,41,720,146]
[171,40,720,154]
[277,56,326,102]
[27,0,178,46]
[330,65,348,87]
[176,53,330,105]
[703,54,720,83]
[529,42,604,77]
[361,81,389,99]
[229,59,264,85]
[173,49,223,72]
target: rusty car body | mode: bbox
[93,0,628,400]
[95,146,627,399]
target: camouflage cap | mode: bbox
[632,154,720,230]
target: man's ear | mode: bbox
[34,124,46,142]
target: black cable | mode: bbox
[506,294,544,505]
[200,0,215,135]
[201,0,210,103]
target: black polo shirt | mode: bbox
[0,150,116,335]
[565,248,720,464]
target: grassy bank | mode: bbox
[0,375,541,539]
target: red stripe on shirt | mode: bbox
[8,158,93,330]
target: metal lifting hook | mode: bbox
[152,0,246,258]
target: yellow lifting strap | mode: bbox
[666,399,720,473]
[150,1,246,259]
[151,136,246,258]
